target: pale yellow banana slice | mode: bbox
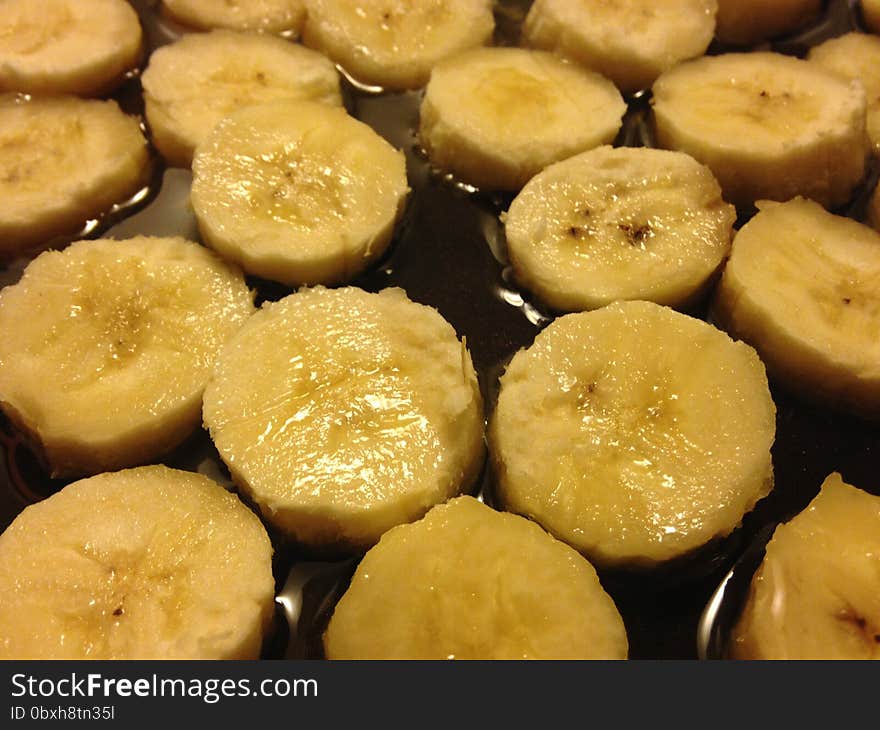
[0,237,254,478]
[202,286,485,551]
[0,95,150,259]
[0,0,142,96]
[419,48,625,191]
[713,198,880,418]
[522,0,717,95]
[808,33,880,154]
[490,300,776,568]
[325,496,628,659]
[652,52,870,209]
[191,100,408,287]
[863,0,880,34]
[503,146,735,312]
[142,30,342,168]
[714,0,822,45]
[302,0,494,91]
[731,473,880,660]
[161,0,305,34]
[0,465,275,659]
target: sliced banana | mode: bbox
[522,0,717,95]
[324,496,628,659]
[808,32,880,155]
[419,48,626,191]
[142,30,342,168]
[302,0,494,91]
[0,237,254,478]
[490,300,776,568]
[0,0,142,96]
[652,52,870,209]
[191,100,409,286]
[731,473,880,660]
[161,0,305,34]
[0,95,150,259]
[863,0,880,34]
[0,465,275,659]
[714,0,822,45]
[713,198,880,418]
[503,146,735,312]
[202,286,485,551]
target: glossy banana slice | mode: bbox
[731,473,880,660]
[714,0,822,45]
[142,30,341,168]
[0,0,142,96]
[713,198,880,418]
[490,300,776,568]
[503,146,735,312]
[324,496,628,659]
[302,0,494,91]
[808,32,880,154]
[161,0,305,34]
[522,0,717,95]
[862,0,880,34]
[652,52,870,209]
[419,48,625,191]
[0,237,254,478]
[0,466,275,659]
[202,286,485,551]
[0,95,150,259]
[191,100,409,286]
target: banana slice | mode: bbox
[191,100,409,287]
[863,0,880,34]
[325,496,628,660]
[0,237,254,478]
[503,146,735,312]
[202,286,485,551]
[731,473,880,660]
[714,0,822,45]
[521,0,717,95]
[652,52,870,209]
[808,33,880,155]
[0,0,142,96]
[142,30,342,168]
[713,197,880,418]
[161,0,305,34]
[0,95,150,259]
[0,465,274,659]
[302,0,494,91]
[419,48,626,191]
[490,300,776,568]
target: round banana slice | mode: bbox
[862,0,880,34]
[419,48,626,191]
[490,300,776,568]
[161,0,305,34]
[0,95,150,259]
[713,197,880,418]
[0,466,275,659]
[503,146,735,312]
[731,473,880,660]
[652,52,870,209]
[202,286,485,551]
[302,0,494,91]
[142,30,341,168]
[191,100,409,287]
[0,237,254,478]
[522,0,717,95]
[0,0,142,96]
[325,496,628,659]
[808,32,880,155]
[714,0,822,45]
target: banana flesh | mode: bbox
[714,0,822,45]
[161,0,305,34]
[325,496,629,659]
